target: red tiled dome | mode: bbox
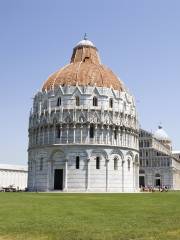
[42,39,124,91]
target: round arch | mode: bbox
[90,149,108,160]
[126,151,134,161]
[109,149,124,161]
[49,149,66,162]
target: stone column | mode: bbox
[86,158,90,191]
[120,129,122,146]
[112,126,115,145]
[64,159,68,191]
[39,101,42,116]
[130,131,132,148]
[121,129,123,146]
[87,124,90,144]
[122,160,125,192]
[101,125,104,144]
[117,127,120,146]
[94,125,97,144]
[66,124,69,144]
[129,131,131,148]
[126,130,128,147]
[125,129,127,147]
[60,124,62,144]
[134,135,136,149]
[136,135,139,150]
[136,163,139,190]
[73,124,76,143]
[51,159,55,190]
[48,99,51,114]
[80,124,83,143]
[106,159,109,192]
[107,125,109,145]
[47,159,53,191]
[133,161,135,191]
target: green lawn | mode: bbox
[0,192,180,240]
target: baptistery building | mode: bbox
[28,37,139,192]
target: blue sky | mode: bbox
[0,0,180,165]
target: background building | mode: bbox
[28,37,139,192]
[139,127,180,189]
[0,164,28,190]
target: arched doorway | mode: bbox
[139,169,145,187]
[155,173,161,187]
[48,150,66,191]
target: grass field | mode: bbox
[0,192,180,240]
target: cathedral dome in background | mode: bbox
[154,125,171,142]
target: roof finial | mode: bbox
[158,121,162,129]
[84,33,88,40]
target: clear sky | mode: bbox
[0,0,180,165]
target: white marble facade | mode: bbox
[139,128,180,190]
[0,164,28,190]
[28,38,139,192]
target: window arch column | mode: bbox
[86,158,90,191]
[66,124,69,144]
[64,159,68,191]
[101,125,104,144]
[80,124,83,143]
[122,160,125,192]
[106,159,109,192]
[73,124,76,143]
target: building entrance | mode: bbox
[155,174,161,187]
[139,176,145,187]
[54,169,63,190]
[155,178,161,187]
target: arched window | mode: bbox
[114,158,118,170]
[56,128,61,138]
[76,96,80,106]
[155,173,161,186]
[57,97,61,106]
[96,157,100,169]
[93,97,98,106]
[114,129,117,140]
[109,98,113,108]
[167,159,170,166]
[139,170,145,187]
[40,157,43,171]
[128,159,130,170]
[83,57,90,62]
[140,159,142,166]
[76,156,80,169]
[90,125,94,138]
